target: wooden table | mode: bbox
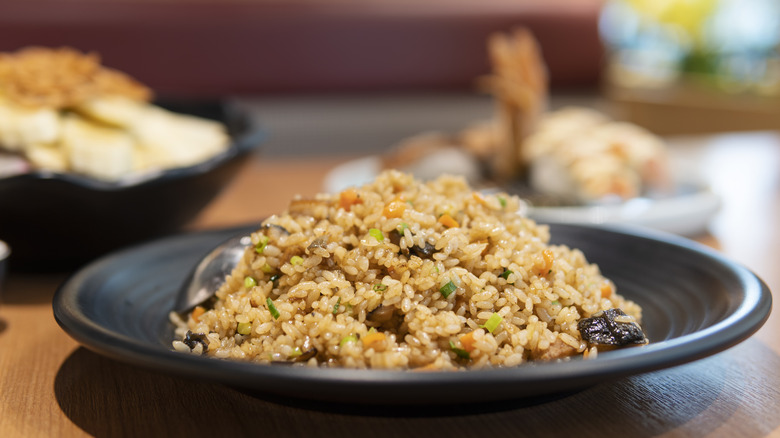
[1,132,779,437]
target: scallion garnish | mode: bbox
[288,347,302,358]
[244,277,257,288]
[373,283,388,292]
[397,222,409,234]
[439,280,457,298]
[339,334,357,347]
[497,196,507,208]
[449,340,470,360]
[369,228,384,242]
[290,255,303,266]
[332,297,341,314]
[236,322,252,335]
[266,298,280,319]
[499,269,513,280]
[255,236,269,254]
[269,274,281,286]
[260,263,273,273]
[481,313,503,333]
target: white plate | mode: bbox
[322,156,721,236]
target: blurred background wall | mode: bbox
[2,0,777,135]
[0,0,605,98]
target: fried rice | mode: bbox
[172,170,643,370]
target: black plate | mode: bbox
[0,100,265,271]
[53,223,772,405]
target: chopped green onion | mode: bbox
[397,222,409,234]
[497,196,507,208]
[367,327,377,335]
[255,236,269,254]
[499,269,513,280]
[266,298,280,319]
[244,277,257,288]
[439,280,457,298]
[449,340,470,360]
[290,255,304,266]
[481,313,503,333]
[332,297,341,314]
[237,322,252,335]
[288,347,302,358]
[369,228,384,242]
[269,274,281,286]
[339,334,357,347]
[373,283,388,292]
[551,300,560,306]
[260,263,273,273]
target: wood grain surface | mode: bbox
[1,129,778,437]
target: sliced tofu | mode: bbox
[0,95,231,180]
[25,143,68,172]
[130,105,229,169]
[0,97,60,151]
[75,96,147,128]
[60,115,135,181]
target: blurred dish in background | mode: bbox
[325,28,720,235]
[0,99,264,272]
[0,47,231,182]
[0,48,265,271]
[381,28,675,203]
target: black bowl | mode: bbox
[0,100,265,271]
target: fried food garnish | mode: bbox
[477,27,548,180]
[0,46,151,109]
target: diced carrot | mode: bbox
[537,249,554,275]
[362,331,387,350]
[459,331,477,353]
[600,282,613,299]
[191,306,206,323]
[438,213,459,228]
[472,191,488,206]
[382,197,407,218]
[339,188,363,211]
[543,249,554,268]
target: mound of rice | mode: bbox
[172,170,642,370]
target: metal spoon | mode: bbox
[173,234,251,313]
